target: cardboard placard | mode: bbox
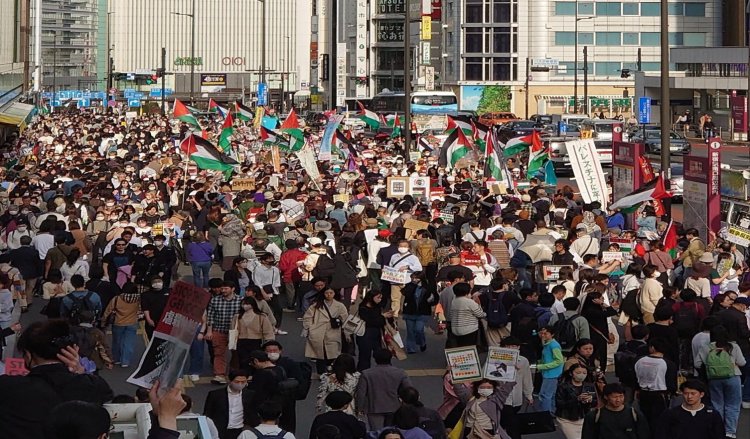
[333,194,351,205]
[381,266,411,285]
[601,251,623,263]
[445,346,482,383]
[541,264,573,281]
[726,224,750,248]
[386,176,410,198]
[438,209,454,223]
[484,347,519,382]
[231,178,256,191]
[486,181,508,195]
[409,176,430,198]
[403,218,430,236]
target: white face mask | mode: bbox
[478,388,494,397]
[151,282,163,290]
[242,304,252,311]
[154,240,164,246]
[397,247,409,254]
[267,352,280,361]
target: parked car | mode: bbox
[630,129,691,155]
[547,131,614,175]
[479,112,518,126]
[497,120,540,137]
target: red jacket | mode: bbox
[278,248,308,282]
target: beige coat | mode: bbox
[303,299,349,360]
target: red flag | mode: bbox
[663,219,678,257]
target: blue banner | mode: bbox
[257,83,268,106]
[638,97,651,124]
[319,115,344,161]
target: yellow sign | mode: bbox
[253,106,264,129]
[580,130,593,139]
[421,16,432,40]
[231,178,256,191]
[311,94,323,104]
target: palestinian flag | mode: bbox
[208,98,227,117]
[173,99,202,128]
[180,134,238,172]
[609,176,671,212]
[527,134,548,175]
[503,131,541,157]
[280,108,304,152]
[472,120,489,153]
[235,101,254,121]
[438,128,473,170]
[390,113,402,139]
[357,101,380,129]
[663,220,678,258]
[446,115,473,135]
[217,111,234,153]
[484,128,503,180]
[418,136,434,152]
[260,126,291,150]
[38,97,50,115]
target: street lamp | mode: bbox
[171,0,195,103]
[573,12,593,114]
[284,35,291,112]
[258,0,266,88]
[106,11,114,113]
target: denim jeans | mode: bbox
[191,261,211,288]
[538,377,559,413]
[188,335,206,375]
[709,375,742,436]
[403,314,428,353]
[112,324,138,365]
[743,363,750,403]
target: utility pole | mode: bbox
[660,0,671,219]
[105,11,114,114]
[21,0,30,92]
[260,0,266,88]
[574,7,579,114]
[525,57,530,119]
[637,47,642,72]
[52,36,57,110]
[404,0,412,150]
[583,46,588,115]
[190,0,195,104]
[330,0,337,109]
[286,36,291,112]
[33,0,41,93]
[161,47,166,114]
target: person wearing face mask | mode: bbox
[386,240,423,318]
[203,369,253,439]
[153,234,178,288]
[234,297,276,367]
[6,219,35,250]
[452,378,515,439]
[252,253,285,335]
[141,276,169,340]
[0,319,114,439]
[639,264,664,324]
[555,364,598,439]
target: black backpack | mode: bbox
[673,302,701,338]
[248,427,287,439]
[68,292,95,323]
[554,313,581,351]
[312,253,336,280]
[485,291,509,329]
[614,341,646,387]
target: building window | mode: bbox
[641,3,660,16]
[558,61,575,76]
[578,32,594,44]
[596,2,621,16]
[641,62,660,71]
[466,29,483,52]
[622,3,639,15]
[448,32,454,46]
[669,32,683,45]
[466,4,483,22]
[555,2,576,15]
[596,62,621,76]
[668,3,683,15]
[641,32,660,46]
[684,3,705,16]
[494,3,511,21]
[493,58,511,80]
[465,57,483,80]
[684,32,706,46]
[623,32,639,45]
[596,32,621,45]
[578,2,594,15]
[493,32,511,52]
[555,31,576,46]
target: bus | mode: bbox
[370,90,459,131]
[371,91,406,113]
[411,91,458,115]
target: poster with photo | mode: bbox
[484,347,519,382]
[445,346,482,383]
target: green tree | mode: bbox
[476,85,511,114]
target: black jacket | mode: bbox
[654,404,725,439]
[2,246,43,279]
[203,387,253,439]
[0,363,113,439]
[555,381,598,421]
[717,307,750,355]
[402,282,437,316]
[223,268,254,291]
[309,410,367,439]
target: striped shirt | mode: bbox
[449,296,487,336]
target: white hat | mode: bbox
[307,237,323,246]
[521,194,531,202]
[315,220,333,232]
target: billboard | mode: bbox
[200,74,227,93]
[461,85,511,113]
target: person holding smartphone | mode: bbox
[555,364,598,439]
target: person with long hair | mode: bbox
[316,353,361,414]
[580,290,618,368]
[695,325,746,438]
[186,233,213,288]
[356,290,391,371]
[564,339,606,389]
[223,257,254,296]
[234,296,275,368]
[60,248,89,284]
[555,364,598,439]
[303,288,349,374]
[102,282,141,368]
[644,241,673,285]
[453,378,515,438]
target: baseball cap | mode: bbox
[377,229,392,238]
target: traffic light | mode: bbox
[156,68,166,78]
[146,75,158,84]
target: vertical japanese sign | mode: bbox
[731,96,747,133]
[319,114,344,161]
[421,16,432,40]
[612,141,644,228]
[336,43,347,107]
[127,282,211,391]
[355,0,368,98]
[566,139,609,209]
[707,138,722,233]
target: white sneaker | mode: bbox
[275,329,288,335]
[189,374,200,382]
[742,401,750,409]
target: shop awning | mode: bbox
[0,102,36,131]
